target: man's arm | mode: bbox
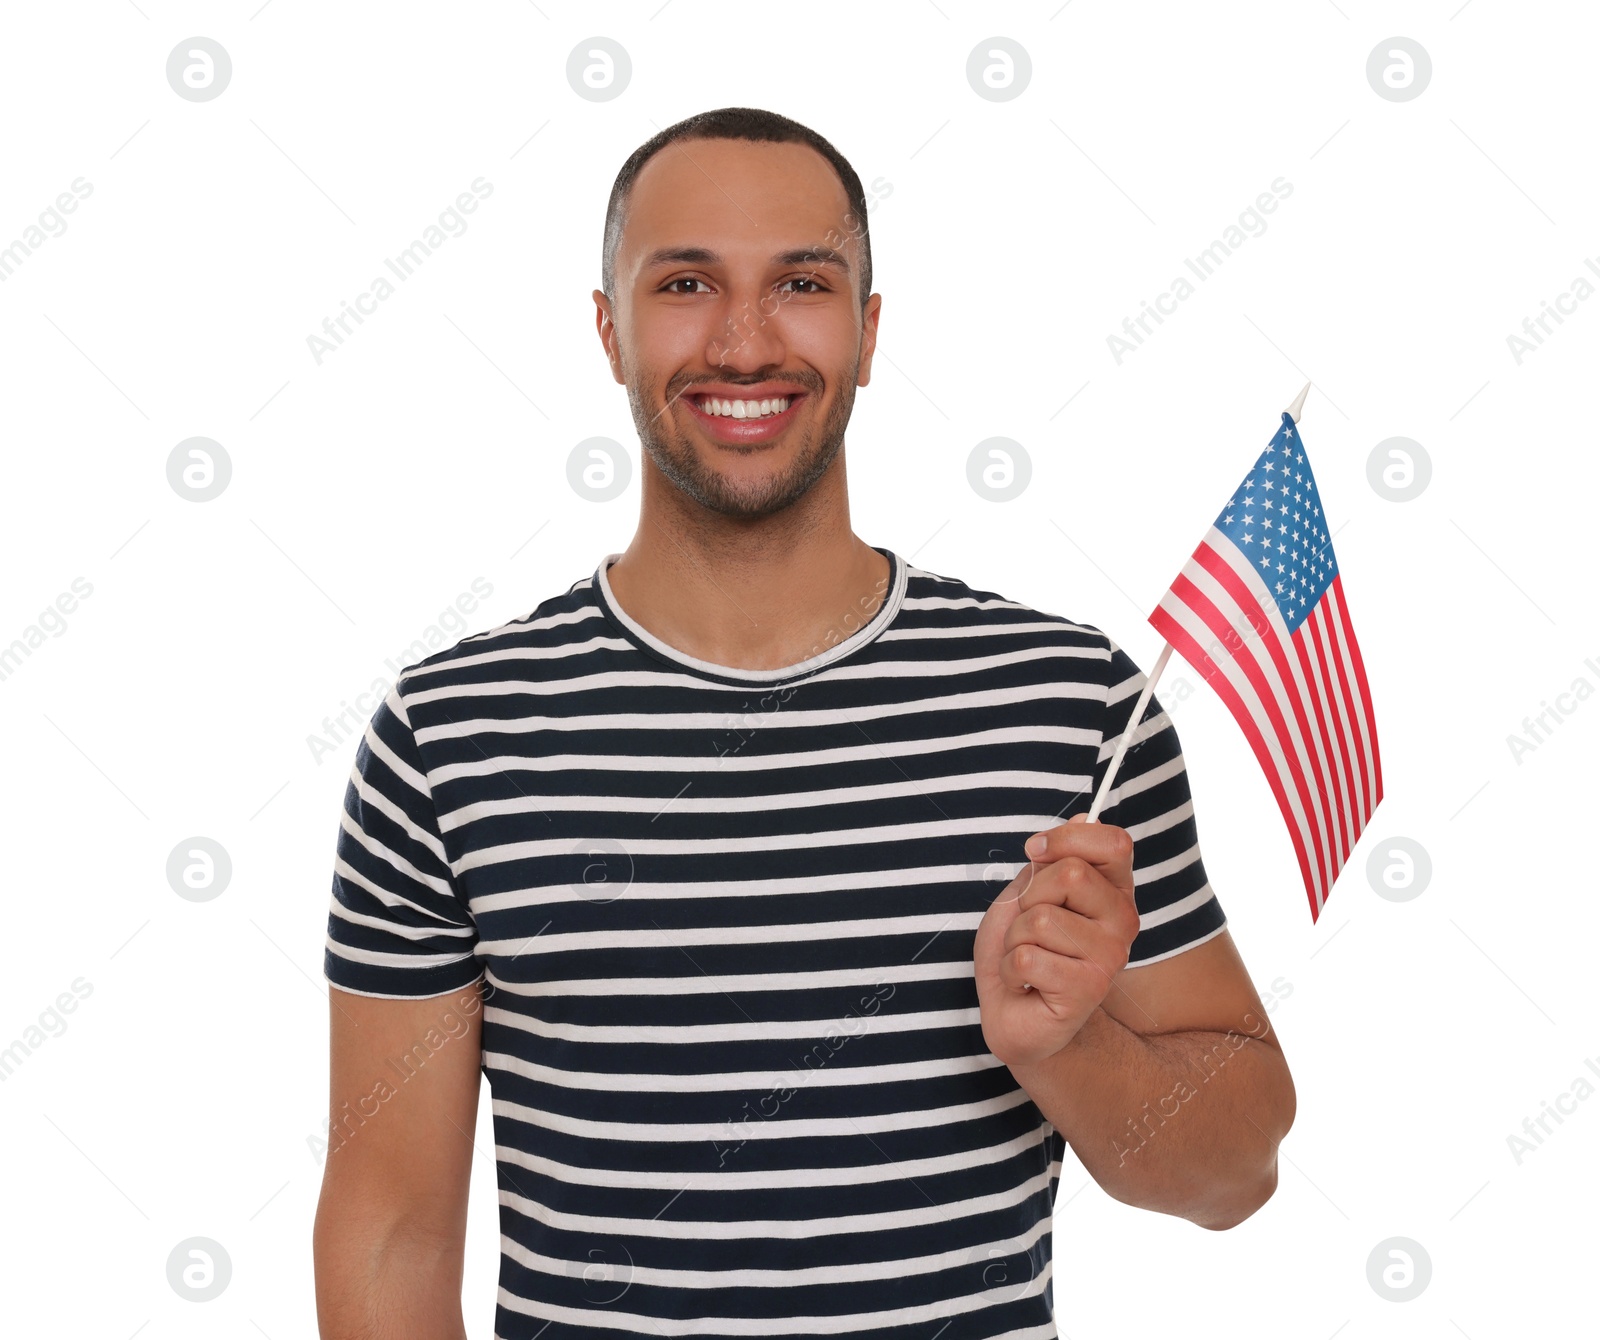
[1009,928,1295,1230]
[313,983,484,1339]
[973,817,1295,1231]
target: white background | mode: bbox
[0,2,1592,1336]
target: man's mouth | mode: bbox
[688,393,795,419]
[680,390,807,442]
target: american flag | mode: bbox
[1148,410,1382,920]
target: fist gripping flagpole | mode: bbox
[1084,381,1314,824]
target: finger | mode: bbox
[1000,943,1094,998]
[1023,819,1134,874]
[1014,853,1135,924]
[1004,899,1128,965]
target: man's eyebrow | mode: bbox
[640,246,720,270]
[772,245,851,273]
[640,244,852,274]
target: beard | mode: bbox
[624,357,857,520]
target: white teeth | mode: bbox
[699,396,790,418]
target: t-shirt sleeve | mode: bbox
[323,681,483,999]
[1087,633,1227,967]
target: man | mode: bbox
[313,106,1295,1339]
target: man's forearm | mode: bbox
[1008,1005,1295,1230]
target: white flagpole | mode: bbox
[1086,641,1173,822]
[1084,382,1312,824]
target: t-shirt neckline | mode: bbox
[592,546,907,684]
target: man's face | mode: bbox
[595,137,881,520]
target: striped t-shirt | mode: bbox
[323,545,1226,1340]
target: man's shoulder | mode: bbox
[901,559,1117,659]
[394,567,608,693]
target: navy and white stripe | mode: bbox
[324,546,1226,1339]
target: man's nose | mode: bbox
[709,284,787,371]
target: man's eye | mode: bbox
[781,276,828,294]
[662,277,711,294]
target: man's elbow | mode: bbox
[1196,1067,1296,1231]
[1192,1158,1279,1231]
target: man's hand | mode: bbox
[973,814,1141,1068]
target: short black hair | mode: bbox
[601,106,872,308]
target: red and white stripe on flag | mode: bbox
[1150,526,1383,920]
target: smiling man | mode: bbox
[314,107,1296,1340]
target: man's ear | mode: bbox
[593,289,625,386]
[856,292,882,388]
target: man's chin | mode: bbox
[663,441,837,519]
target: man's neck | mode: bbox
[604,520,891,673]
